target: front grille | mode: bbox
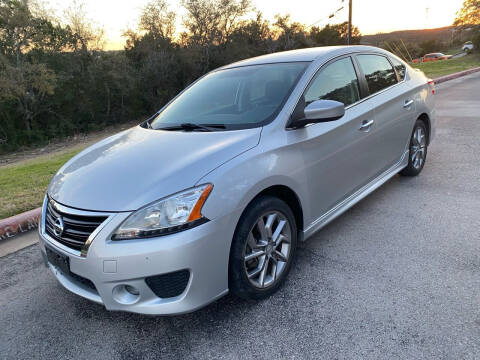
[45,200,107,251]
[145,270,190,298]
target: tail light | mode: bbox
[427,79,435,95]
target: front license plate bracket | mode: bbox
[45,246,70,275]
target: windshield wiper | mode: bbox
[157,123,226,132]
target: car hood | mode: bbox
[48,126,261,211]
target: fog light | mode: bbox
[125,285,139,295]
[112,284,140,305]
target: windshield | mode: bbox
[149,62,309,130]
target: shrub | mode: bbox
[472,30,480,52]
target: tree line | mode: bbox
[1,0,477,153]
[0,0,362,153]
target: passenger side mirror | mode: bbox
[288,99,345,129]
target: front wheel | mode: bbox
[229,196,297,300]
[400,120,428,177]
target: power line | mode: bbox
[307,3,345,28]
[305,0,353,46]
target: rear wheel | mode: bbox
[229,196,297,300]
[400,120,428,177]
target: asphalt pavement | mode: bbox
[1,72,480,359]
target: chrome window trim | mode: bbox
[345,76,406,110]
[41,196,114,257]
[302,54,362,106]
[285,50,408,127]
[338,53,408,110]
[285,53,360,129]
[352,53,406,100]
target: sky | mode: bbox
[50,0,465,50]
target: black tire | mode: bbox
[229,195,298,300]
[400,120,428,177]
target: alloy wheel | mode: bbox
[243,211,292,289]
[411,126,426,170]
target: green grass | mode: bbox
[0,147,85,219]
[411,53,480,78]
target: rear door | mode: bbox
[353,54,416,175]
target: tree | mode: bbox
[181,0,252,46]
[310,22,361,46]
[454,0,480,26]
[273,14,310,51]
[227,13,274,58]
[0,0,36,64]
[472,30,480,51]
[0,0,65,143]
[64,0,105,52]
[180,0,252,73]
[138,0,176,40]
[124,0,176,62]
[123,0,182,113]
[418,39,445,55]
[0,0,373,153]
[0,56,56,133]
[0,0,73,59]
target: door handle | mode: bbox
[403,99,414,108]
[359,119,374,132]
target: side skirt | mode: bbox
[302,150,409,241]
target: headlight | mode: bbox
[112,184,213,240]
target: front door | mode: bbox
[288,56,381,222]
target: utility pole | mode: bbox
[347,0,352,45]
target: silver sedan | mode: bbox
[38,45,435,314]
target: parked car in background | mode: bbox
[38,46,436,315]
[462,41,474,52]
[412,52,452,63]
[412,53,452,63]
[422,53,452,62]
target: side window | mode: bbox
[390,57,406,81]
[356,54,398,95]
[304,57,360,107]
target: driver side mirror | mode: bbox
[288,99,345,129]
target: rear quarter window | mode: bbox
[356,54,398,95]
[390,57,406,81]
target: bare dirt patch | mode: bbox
[0,120,140,167]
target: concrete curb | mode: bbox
[0,208,41,240]
[433,66,480,84]
[1,66,480,241]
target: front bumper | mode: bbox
[38,204,239,315]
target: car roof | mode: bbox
[220,45,393,69]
